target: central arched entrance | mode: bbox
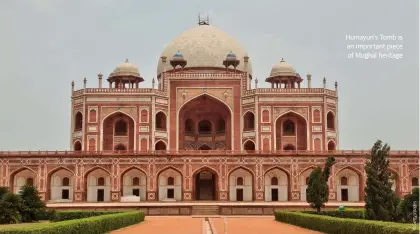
[194,168,217,200]
[178,94,232,150]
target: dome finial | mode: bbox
[198,12,209,25]
[125,58,129,63]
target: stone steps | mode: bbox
[192,205,220,215]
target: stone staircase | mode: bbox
[192,205,220,215]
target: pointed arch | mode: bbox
[156,166,183,201]
[335,166,363,202]
[176,93,234,150]
[47,166,75,201]
[243,139,256,151]
[327,111,335,130]
[327,140,336,151]
[274,110,309,151]
[84,166,111,178]
[74,111,83,131]
[100,110,137,151]
[73,140,82,151]
[9,167,38,194]
[120,166,147,200]
[228,166,255,201]
[155,111,167,131]
[198,143,212,150]
[264,166,290,201]
[243,111,255,131]
[155,140,167,150]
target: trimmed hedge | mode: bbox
[300,209,365,219]
[49,210,124,222]
[0,211,145,234]
[275,211,419,234]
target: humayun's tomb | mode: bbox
[0,19,418,214]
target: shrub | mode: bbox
[300,208,365,219]
[0,193,22,224]
[0,211,145,234]
[275,211,419,234]
[18,185,46,222]
[49,210,124,222]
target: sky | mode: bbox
[0,0,418,150]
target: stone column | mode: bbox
[307,73,312,88]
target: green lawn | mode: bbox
[0,221,49,230]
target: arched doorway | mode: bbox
[194,168,217,200]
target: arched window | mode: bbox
[75,112,83,131]
[243,112,255,131]
[26,177,34,186]
[74,141,82,151]
[156,112,167,130]
[115,120,128,136]
[132,177,140,186]
[244,141,255,151]
[140,109,148,123]
[282,120,295,135]
[412,177,419,187]
[167,177,175,186]
[236,177,244,186]
[198,120,212,134]
[217,118,225,133]
[271,177,278,186]
[340,176,348,186]
[327,112,335,130]
[328,141,336,151]
[313,109,320,123]
[89,109,97,122]
[283,144,296,151]
[305,177,310,185]
[262,110,269,122]
[185,119,194,133]
[97,177,105,186]
[62,177,70,186]
[114,144,126,151]
[155,141,166,150]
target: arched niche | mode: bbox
[157,168,182,201]
[85,168,111,202]
[336,168,361,202]
[229,168,253,201]
[49,168,74,202]
[264,168,289,201]
[121,168,147,201]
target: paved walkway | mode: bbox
[111,216,321,234]
[210,217,321,234]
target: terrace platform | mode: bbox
[47,201,365,216]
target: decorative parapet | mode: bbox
[166,72,245,79]
[243,88,337,96]
[72,88,167,97]
[0,150,417,157]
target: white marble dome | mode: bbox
[110,59,141,78]
[269,59,296,77]
[157,25,252,75]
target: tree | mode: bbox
[364,140,396,221]
[306,156,336,213]
[396,187,419,223]
[18,185,46,222]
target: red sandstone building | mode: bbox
[1,21,418,206]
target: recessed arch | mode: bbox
[100,110,136,151]
[156,111,167,131]
[243,111,255,131]
[264,166,290,201]
[74,111,83,131]
[73,140,82,151]
[177,93,234,151]
[228,166,255,201]
[84,166,111,202]
[155,140,167,150]
[10,167,38,194]
[327,140,336,151]
[243,139,256,151]
[327,111,335,130]
[274,110,309,151]
[335,166,363,202]
[156,166,183,201]
[198,144,212,150]
[120,166,147,201]
[299,166,316,201]
[45,166,75,201]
